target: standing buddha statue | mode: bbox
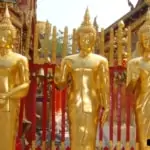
[54,8,110,150]
[126,9,150,150]
[0,5,30,150]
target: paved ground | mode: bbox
[35,113,136,149]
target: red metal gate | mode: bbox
[17,62,136,150]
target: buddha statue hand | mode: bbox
[100,108,109,126]
[0,93,7,99]
[54,65,61,83]
[0,93,9,106]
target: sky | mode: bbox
[37,0,138,33]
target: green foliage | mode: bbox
[39,31,72,57]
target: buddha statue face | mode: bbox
[138,9,150,53]
[141,31,150,51]
[0,30,13,49]
[76,8,96,55]
[78,31,96,53]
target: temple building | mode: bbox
[103,0,149,59]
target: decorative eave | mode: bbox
[104,1,148,42]
[136,0,144,7]
[103,1,149,52]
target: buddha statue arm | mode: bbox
[4,83,30,99]
[97,60,110,109]
[97,60,110,125]
[126,60,140,94]
[54,58,70,89]
[1,58,30,99]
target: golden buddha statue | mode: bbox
[54,8,110,150]
[126,9,150,150]
[0,5,30,150]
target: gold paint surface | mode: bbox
[127,9,150,150]
[0,6,30,150]
[54,8,110,150]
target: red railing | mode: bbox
[18,63,136,150]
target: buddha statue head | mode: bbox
[0,5,16,50]
[138,8,150,54]
[76,8,96,55]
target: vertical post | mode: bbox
[43,21,51,62]
[127,26,131,60]
[51,26,57,63]
[109,28,114,67]
[125,89,131,150]
[31,71,37,150]
[18,97,25,138]
[51,67,56,150]
[116,70,122,150]
[99,108,103,149]
[62,26,68,58]
[109,68,114,150]
[25,15,32,60]
[61,89,66,150]
[72,28,77,54]
[117,21,124,66]
[33,23,39,64]
[42,66,48,150]
[99,28,104,56]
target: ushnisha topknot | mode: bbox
[0,4,16,38]
[76,7,96,35]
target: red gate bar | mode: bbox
[55,89,61,113]
[117,84,122,143]
[126,89,131,147]
[61,88,66,150]
[51,67,56,149]
[42,67,48,149]
[109,67,114,149]
[18,97,25,138]
[31,71,37,149]
[61,89,66,143]
[99,108,103,149]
